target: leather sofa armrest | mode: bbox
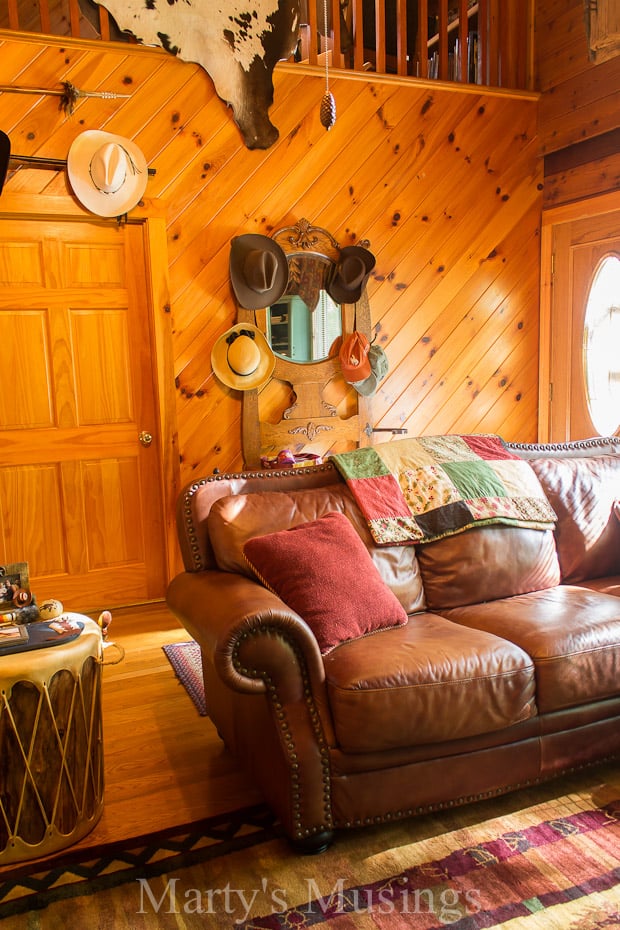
[166,570,328,700]
[167,570,336,850]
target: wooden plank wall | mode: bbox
[0,34,541,486]
[536,0,620,208]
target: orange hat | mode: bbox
[339,331,371,383]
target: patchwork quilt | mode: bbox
[331,434,557,546]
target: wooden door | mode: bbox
[543,204,620,442]
[0,218,167,611]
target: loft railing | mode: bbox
[301,0,534,90]
[0,0,535,92]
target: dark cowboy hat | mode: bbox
[230,234,289,310]
[0,131,10,195]
[327,245,376,303]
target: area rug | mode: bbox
[1,763,617,929]
[162,641,207,715]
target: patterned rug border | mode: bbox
[0,803,277,920]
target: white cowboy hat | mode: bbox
[211,323,275,391]
[67,130,148,217]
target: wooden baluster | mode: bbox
[396,0,408,75]
[308,0,319,65]
[502,0,517,88]
[477,0,488,85]
[8,0,19,30]
[417,0,429,79]
[457,0,468,82]
[352,0,365,71]
[375,0,387,75]
[98,5,111,42]
[330,0,343,68]
[438,0,449,81]
[68,0,81,37]
[38,0,51,34]
[488,0,500,86]
[524,0,536,91]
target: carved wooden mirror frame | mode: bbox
[237,218,373,469]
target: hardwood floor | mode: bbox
[58,602,262,855]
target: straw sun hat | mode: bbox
[211,323,275,392]
[67,130,148,218]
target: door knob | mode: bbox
[139,430,153,447]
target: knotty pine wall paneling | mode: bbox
[0,34,541,491]
[536,0,620,207]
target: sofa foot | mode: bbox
[290,830,334,855]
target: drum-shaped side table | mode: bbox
[0,616,104,864]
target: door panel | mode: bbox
[548,209,620,441]
[0,219,166,610]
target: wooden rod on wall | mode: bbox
[7,155,156,175]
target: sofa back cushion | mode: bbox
[417,525,561,609]
[207,485,426,614]
[529,455,620,583]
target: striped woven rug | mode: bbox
[0,763,617,929]
[162,640,207,715]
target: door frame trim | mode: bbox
[0,192,181,586]
[539,189,620,442]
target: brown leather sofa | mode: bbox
[166,437,620,852]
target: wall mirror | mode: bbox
[266,220,343,363]
[267,263,342,363]
[236,218,373,469]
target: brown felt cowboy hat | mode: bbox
[327,245,376,303]
[0,131,10,195]
[230,234,289,310]
[67,130,148,218]
[211,323,275,391]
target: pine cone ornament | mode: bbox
[320,92,336,130]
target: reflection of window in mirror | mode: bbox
[266,248,343,363]
[268,293,342,362]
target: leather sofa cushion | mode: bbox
[439,585,620,713]
[323,612,536,752]
[529,456,620,583]
[579,576,620,598]
[207,486,426,614]
[417,525,560,609]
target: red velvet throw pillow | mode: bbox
[243,511,408,653]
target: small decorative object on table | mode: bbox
[260,449,323,469]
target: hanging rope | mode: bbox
[319,0,336,130]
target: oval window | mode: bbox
[583,254,620,436]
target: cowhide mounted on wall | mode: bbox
[91,0,301,149]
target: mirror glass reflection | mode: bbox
[266,253,342,363]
